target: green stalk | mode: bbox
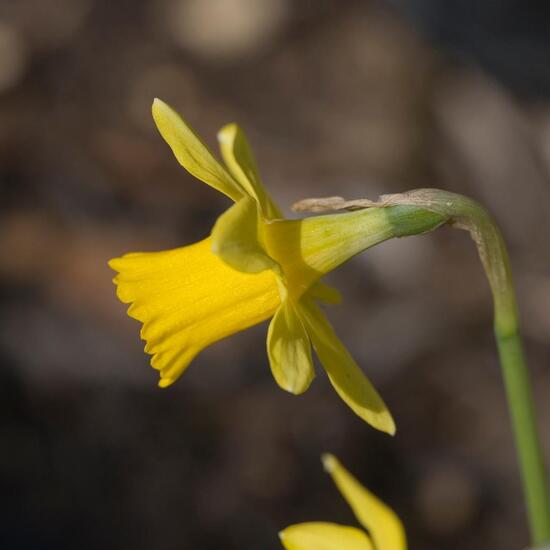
[295,189,550,544]
[497,329,550,544]
[386,190,550,545]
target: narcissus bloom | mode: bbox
[280,454,407,550]
[109,99,419,433]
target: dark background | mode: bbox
[1,1,550,548]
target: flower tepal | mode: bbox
[109,99,395,434]
[279,454,407,550]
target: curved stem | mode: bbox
[387,190,550,544]
[295,189,550,544]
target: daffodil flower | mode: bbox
[280,454,407,550]
[109,100,442,433]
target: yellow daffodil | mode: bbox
[108,99,441,433]
[280,454,407,550]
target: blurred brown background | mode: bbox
[1,1,550,548]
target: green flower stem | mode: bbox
[381,190,550,545]
[498,328,550,544]
[295,189,550,544]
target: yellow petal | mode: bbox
[217,123,281,219]
[322,454,407,550]
[279,522,374,550]
[152,99,243,202]
[109,237,280,387]
[211,195,280,274]
[267,301,315,394]
[299,300,395,435]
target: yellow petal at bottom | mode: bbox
[322,454,407,550]
[280,522,374,550]
[109,237,280,387]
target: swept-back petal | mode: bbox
[267,301,315,394]
[322,454,407,550]
[298,300,395,434]
[217,123,281,219]
[109,237,280,387]
[279,522,374,550]
[211,195,280,274]
[152,99,243,202]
